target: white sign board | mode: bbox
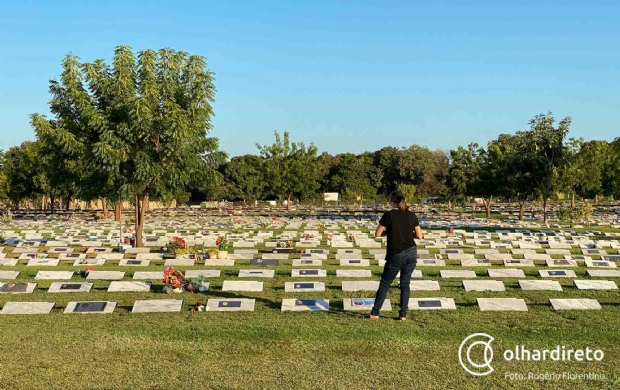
[323,193,340,202]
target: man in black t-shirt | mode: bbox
[370,191,423,321]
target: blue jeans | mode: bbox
[371,247,417,317]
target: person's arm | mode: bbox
[414,225,423,240]
[375,225,386,238]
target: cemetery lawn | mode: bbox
[2,270,620,390]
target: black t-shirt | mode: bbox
[379,209,420,258]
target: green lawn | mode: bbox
[1,230,620,389]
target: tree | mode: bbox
[398,184,416,203]
[498,133,538,220]
[222,155,264,201]
[374,146,404,195]
[328,153,381,203]
[520,112,571,223]
[31,46,222,246]
[256,131,319,209]
[3,142,46,210]
[444,144,479,206]
[603,138,620,199]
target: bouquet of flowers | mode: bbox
[347,234,355,242]
[302,233,314,241]
[216,236,230,251]
[163,266,185,292]
[325,233,333,242]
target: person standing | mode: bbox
[369,190,423,321]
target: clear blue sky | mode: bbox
[1,0,618,157]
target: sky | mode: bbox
[0,0,619,157]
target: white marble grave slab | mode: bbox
[108,281,151,292]
[343,298,391,311]
[281,298,329,311]
[440,270,477,278]
[86,271,125,280]
[519,280,562,291]
[132,299,183,313]
[222,281,263,292]
[47,282,93,293]
[238,269,275,278]
[1,302,54,315]
[292,259,323,267]
[341,281,379,292]
[284,282,325,292]
[545,259,577,268]
[27,258,60,267]
[461,259,492,267]
[410,280,441,291]
[164,258,196,266]
[336,269,373,278]
[0,282,37,294]
[408,297,456,310]
[0,271,20,279]
[35,271,74,280]
[574,280,617,290]
[64,301,116,314]
[207,298,255,312]
[291,269,327,277]
[477,298,528,311]
[463,280,505,292]
[585,260,616,268]
[539,269,576,278]
[133,271,164,280]
[488,269,525,278]
[185,270,221,278]
[204,259,235,266]
[339,259,370,267]
[549,299,601,311]
[0,259,19,267]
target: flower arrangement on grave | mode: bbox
[260,222,269,229]
[163,267,187,293]
[347,234,355,242]
[190,301,206,312]
[277,240,294,248]
[216,236,230,259]
[163,237,186,255]
[206,247,218,259]
[325,233,333,242]
[302,233,314,241]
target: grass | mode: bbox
[1,228,620,389]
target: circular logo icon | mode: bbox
[458,333,495,376]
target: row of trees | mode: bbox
[0,46,619,245]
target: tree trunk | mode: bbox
[287,194,291,211]
[115,203,122,222]
[50,195,55,214]
[543,197,548,223]
[102,198,108,218]
[134,193,149,248]
[595,194,599,204]
[571,192,575,208]
[483,196,492,219]
[65,196,71,211]
[519,200,525,221]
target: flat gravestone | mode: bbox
[477,298,528,312]
[165,258,196,267]
[203,259,235,266]
[120,259,150,266]
[461,259,492,267]
[87,271,125,280]
[133,271,164,280]
[0,271,20,280]
[27,258,60,267]
[1,302,55,315]
[585,260,616,268]
[292,259,323,267]
[586,270,620,278]
[292,269,327,277]
[132,299,183,313]
[48,282,93,293]
[238,269,275,278]
[251,259,280,267]
[549,299,602,311]
[574,280,617,290]
[0,259,19,267]
[336,269,373,278]
[343,298,391,311]
[207,298,255,312]
[339,259,370,267]
[185,270,221,278]
[107,281,151,292]
[0,282,36,294]
[285,282,325,292]
[440,270,477,279]
[64,301,116,314]
[488,269,525,278]
[416,259,446,267]
[410,280,441,291]
[546,259,577,268]
[409,298,456,310]
[341,281,379,292]
[463,280,505,292]
[539,270,576,278]
[74,258,106,266]
[519,280,563,291]
[35,271,74,280]
[221,281,263,292]
[503,259,535,267]
[281,298,329,311]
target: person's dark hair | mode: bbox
[390,190,408,212]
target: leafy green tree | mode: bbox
[222,155,264,201]
[522,112,571,222]
[3,142,46,210]
[256,131,319,209]
[31,46,222,246]
[328,153,380,203]
[603,138,620,198]
[398,184,416,203]
[374,146,404,195]
[444,144,479,206]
